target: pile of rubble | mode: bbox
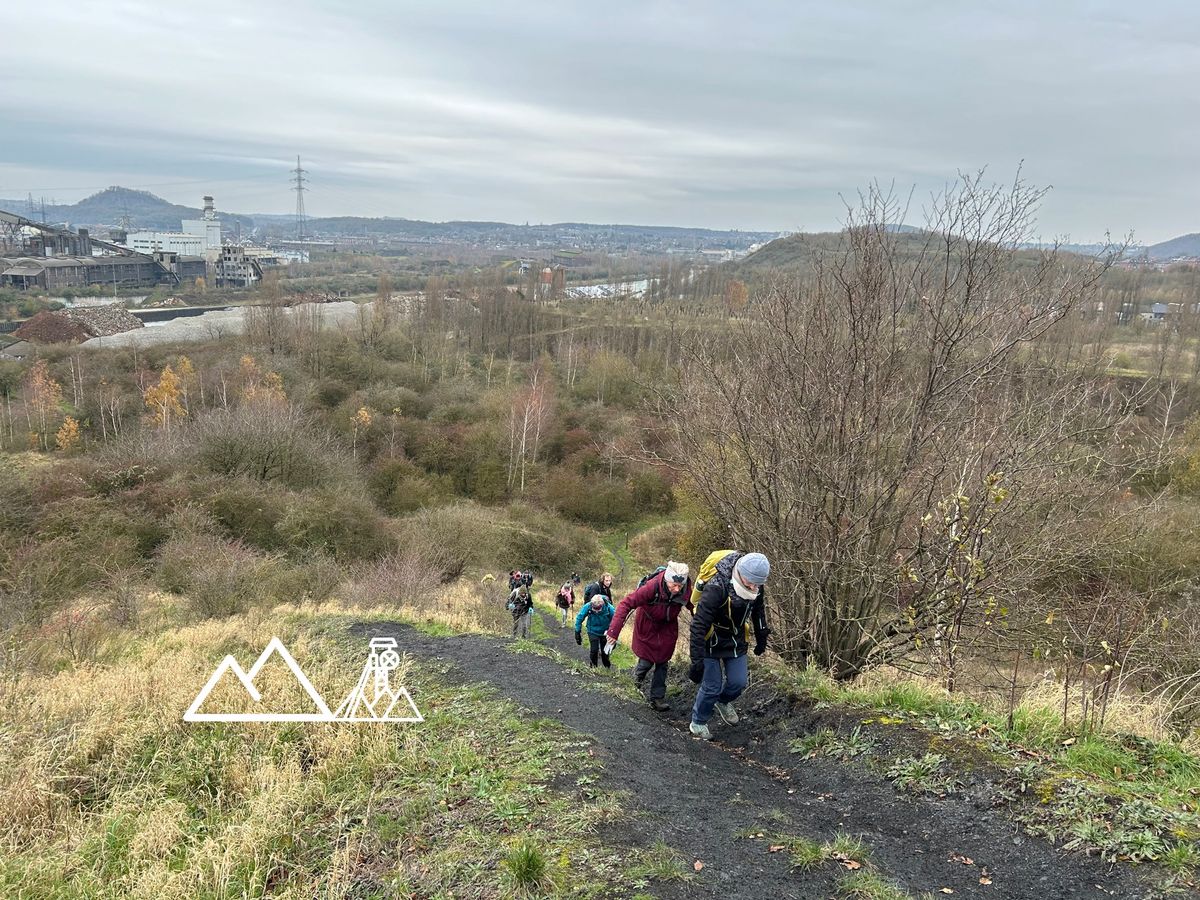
[63,306,143,337]
[12,306,143,344]
[13,311,93,344]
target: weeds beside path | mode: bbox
[353,612,1154,900]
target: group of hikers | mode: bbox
[505,551,771,740]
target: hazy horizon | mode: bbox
[2,1,1197,244]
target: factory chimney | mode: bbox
[202,196,215,220]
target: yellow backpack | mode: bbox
[689,549,737,607]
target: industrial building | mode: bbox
[215,245,263,288]
[0,252,205,290]
[0,208,200,290]
[124,195,223,261]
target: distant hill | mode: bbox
[732,229,937,275]
[1146,233,1200,260]
[731,227,1103,278]
[0,186,776,249]
[0,187,254,232]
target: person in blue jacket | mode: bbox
[575,594,616,668]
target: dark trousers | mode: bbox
[635,658,669,700]
[588,635,611,668]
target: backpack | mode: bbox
[637,566,667,589]
[556,583,573,608]
[690,549,738,605]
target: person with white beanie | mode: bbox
[604,560,693,711]
[687,551,771,739]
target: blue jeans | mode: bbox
[691,656,749,725]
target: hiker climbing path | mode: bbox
[350,610,1149,900]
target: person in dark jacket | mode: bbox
[555,579,576,627]
[575,595,616,668]
[583,573,614,604]
[688,552,771,740]
[605,561,692,711]
[508,585,533,639]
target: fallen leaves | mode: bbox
[693,859,704,872]
[768,844,787,853]
[828,852,862,870]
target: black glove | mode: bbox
[754,628,770,656]
[575,631,583,646]
[688,659,705,684]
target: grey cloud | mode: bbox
[0,0,1196,239]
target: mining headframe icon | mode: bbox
[184,636,423,724]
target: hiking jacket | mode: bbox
[509,589,533,618]
[583,580,613,604]
[555,583,576,608]
[607,570,694,664]
[689,552,767,660]
[575,601,616,638]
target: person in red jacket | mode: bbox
[604,561,692,711]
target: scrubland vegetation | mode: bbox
[3,174,1200,893]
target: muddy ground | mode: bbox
[350,612,1162,899]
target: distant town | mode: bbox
[0,185,782,294]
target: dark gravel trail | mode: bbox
[350,614,1153,900]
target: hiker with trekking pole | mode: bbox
[687,551,771,740]
[507,584,534,639]
[604,561,692,711]
[554,578,578,627]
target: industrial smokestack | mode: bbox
[203,196,215,219]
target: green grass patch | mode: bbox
[837,870,920,900]
[598,515,673,589]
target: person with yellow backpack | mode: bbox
[687,550,771,740]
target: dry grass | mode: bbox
[0,600,646,898]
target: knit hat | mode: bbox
[663,560,689,585]
[735,553,770,586]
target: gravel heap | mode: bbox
[63,305,144,337]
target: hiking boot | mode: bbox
[689,721,712,740]
[649,698,670,712]
[714,702,739,724]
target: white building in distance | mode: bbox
[125,196,222,262]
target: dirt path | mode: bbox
[350,613,1152,900]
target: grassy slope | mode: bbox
[0,600,688,899]
[775,666,1200,883]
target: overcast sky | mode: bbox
[1,1,1196,241]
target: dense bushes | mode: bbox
[543,467,675,526]
[156,533,278,618]
[274,490,394,562]
[191,404,352,489]
[367,458,447,515]
[395,502,599,577]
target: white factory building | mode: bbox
[124,196,223,262]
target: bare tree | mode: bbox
[659,173,1136,681]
